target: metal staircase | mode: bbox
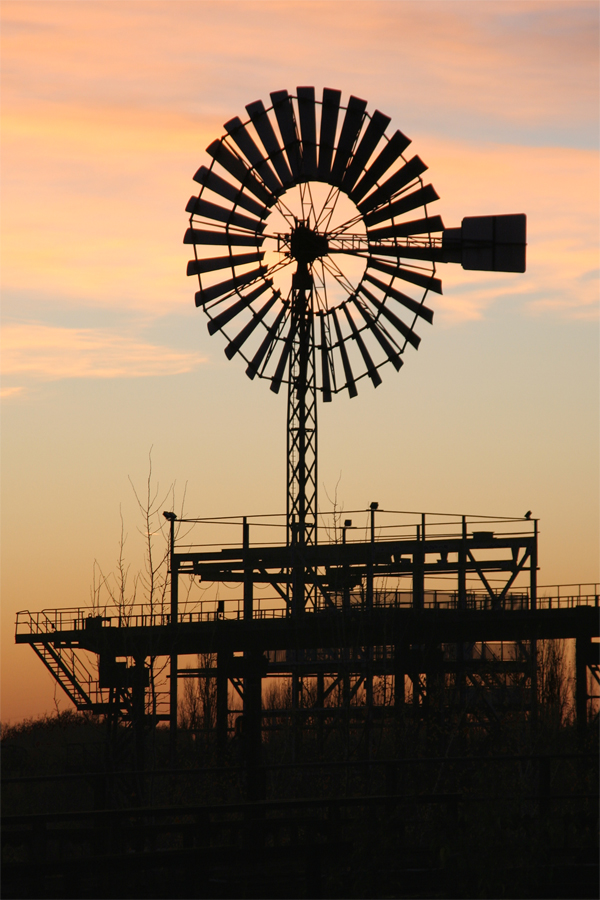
[30,641,96,710]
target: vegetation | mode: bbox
[2,645,597,898]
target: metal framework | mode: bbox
[15,512,599,790]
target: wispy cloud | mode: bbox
[0,385,26,400]
[423,138,599,322]
[2,2,597,142]
[1,323,203,385]
[1,1,597,332]
[1,102,207,315]
[2,101,597,326]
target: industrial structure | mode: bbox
[15,87,598,793]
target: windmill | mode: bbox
[184,87,526,614]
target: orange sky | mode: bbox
[1,1,598,723]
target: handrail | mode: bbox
[15,585,599,636]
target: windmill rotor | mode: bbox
[185,87,446,399]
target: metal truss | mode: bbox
[286,281,317,614]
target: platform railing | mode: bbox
[538,584,599,608]
[173,508,538,555]
[15,584,599,637]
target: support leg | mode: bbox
[576,636,591,738]
[217,650,231,755]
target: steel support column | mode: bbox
[217,650,230,754]
[169,526,179,764]
[576,635,591,737]
[132,654,146,804]
[530,522,539,724]
[243,649,264,801]
[287,265,317,615]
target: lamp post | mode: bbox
[342,519,353,612]
[367,503,378,612]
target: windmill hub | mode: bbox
[289,222,329,265]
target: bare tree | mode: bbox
[179,653,218,759]
[321,474,344,543]
[129,451,173,618]
[89,450,187,722]
[90,509,138,619]
[538,638,573,729]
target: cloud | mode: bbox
[0,385,26,400]
[1,2,597,327]
[2,109,597,326]
[422,138,599,322]
[2,1,597,143]
[1,101,209,315]
[1,322,203,384]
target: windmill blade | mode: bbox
[330,95,367,185]
[206,140,275,206]
[270,90,302,180]
[331,308,358,397]
[359,284,421,349]
[297,86,318,181]
[187,251,265,277]
[349,130,411,204]
[195,267,266,307]
[269,328,294,394]
[208,280,274,334]
[186,196,266,233]
[341,303,382,388]
[224,117,285,195]
[318,88,341,181]
[184,228,264,247]
[358,156,428,215]
[352,297,403,370]
[246,300,290,378]
[367,215,445,242]
[193,166,269,219]
[364,271,434,323]
[224,292,280,359]
[246,100,294,187]
[366,259,442,296]
[318,312,333,402]
[340,110,391,194]
[364,184,440,228]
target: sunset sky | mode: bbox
[2,0,598,723]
